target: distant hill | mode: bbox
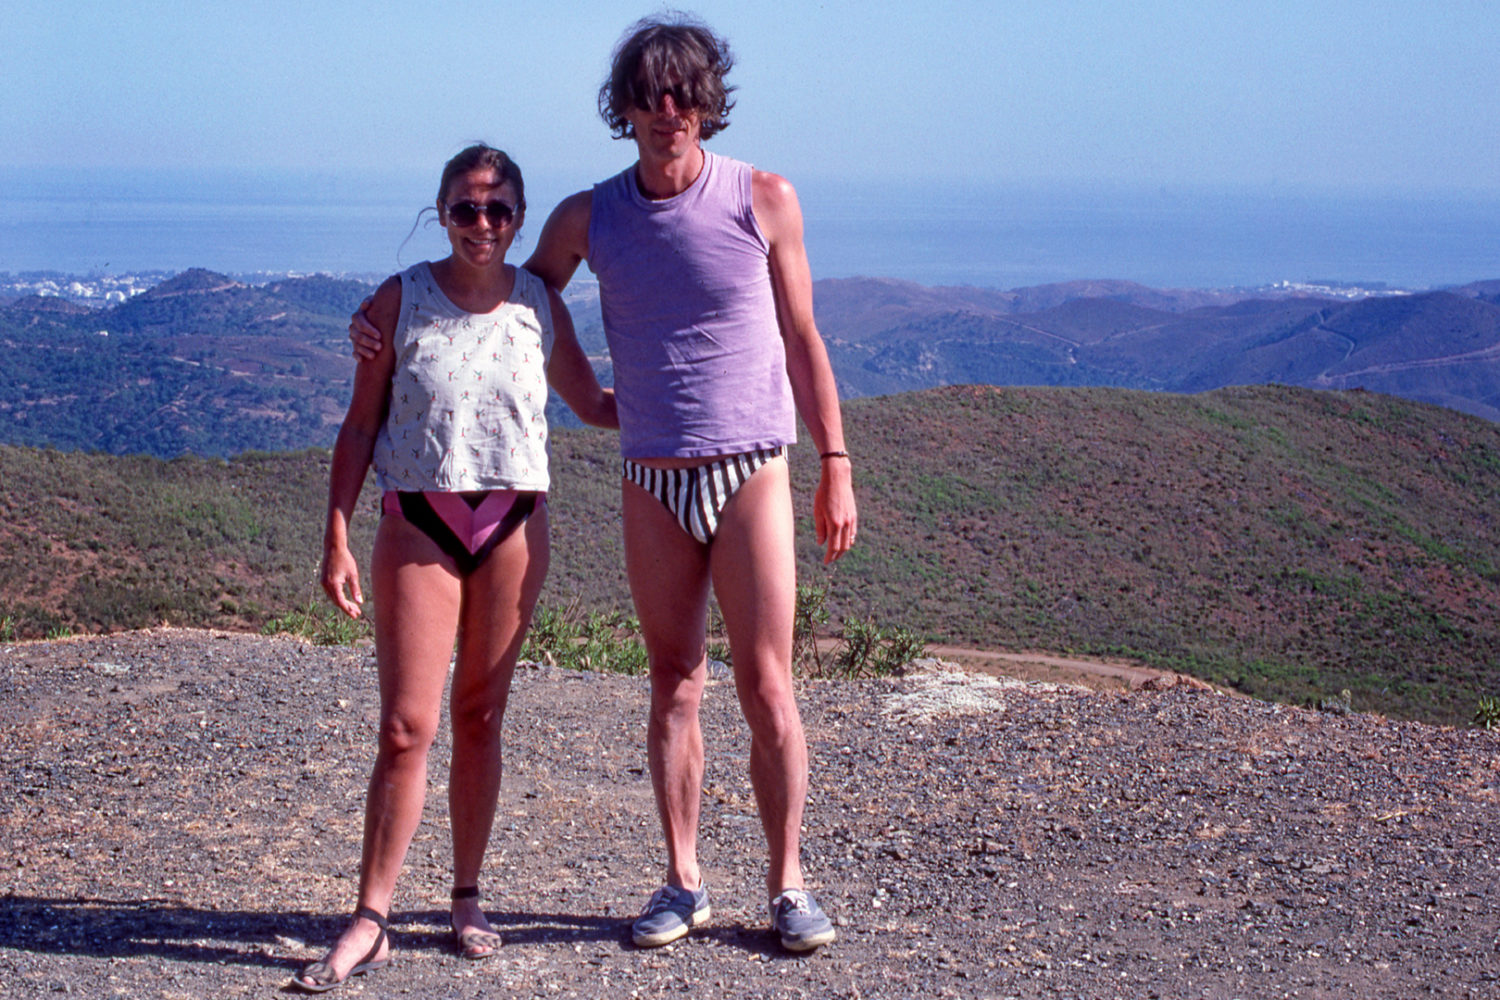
[2,384,1497,726]
[816,278,1500,421]
[0,269,613,457]
[6,294,92,316]
[2,269,1498,459]
[0,271,364,456]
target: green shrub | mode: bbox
[833,616,882,678]
[522,602,648,675]
[792,584,831,674]
[1474,696,1500,730]
[814,614,929,680]
[262,597,371,647]
[706,604,732,669]
[878,625,929,674]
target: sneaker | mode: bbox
[631,884,711,947]
[770,889,836,951]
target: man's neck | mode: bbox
[634,144,705,200]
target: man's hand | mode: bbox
[813,455,857,564]
[349,295,382,361]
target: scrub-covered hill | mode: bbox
[2,383,1498,724]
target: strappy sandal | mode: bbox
[451,886,502,960]
[290,905,390,993]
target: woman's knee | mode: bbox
[378,707,439,758]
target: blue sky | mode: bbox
[6,0,1499,199]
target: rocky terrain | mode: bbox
[2,628,1499,998]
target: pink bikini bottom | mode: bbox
[382,489,543,573]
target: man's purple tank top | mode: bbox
[587,151,796,459]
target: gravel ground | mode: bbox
[2,628,1498,999]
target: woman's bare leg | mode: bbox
[296,516,460,985]
[448,504,549,952]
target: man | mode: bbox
[528,15,855,953]
[357,13,855,953]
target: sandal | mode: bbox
[451,886,502,960]
[290,905,390,993]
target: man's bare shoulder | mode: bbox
[751,169,798,207]
[750,170,803,242]
[369,274,403,328]
[525,191,594,288]
[549,190,594,231]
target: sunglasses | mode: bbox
[445,200,517,228]
[631,81,696,113]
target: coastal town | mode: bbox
[1,269,1420,309]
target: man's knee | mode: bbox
[644,629,708,681]
[649,652,707,714]
[734,665,801,741]
[449,694,505,743]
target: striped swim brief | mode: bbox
[622,447,784,544]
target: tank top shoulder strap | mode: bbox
[393,262,444,352]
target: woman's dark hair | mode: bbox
[598,14,736,141]
[437,144,526,214]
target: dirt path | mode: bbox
[924,645,1174,690]
[811,639,1182,692]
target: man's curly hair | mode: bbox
[598,13,736,141]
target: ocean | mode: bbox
[3,166,1498,290]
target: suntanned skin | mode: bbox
[520,94,855,560]
[305,170,615,988]
[347,89,855,914]
[522,90,856,906]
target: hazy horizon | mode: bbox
[4,163,1499,291]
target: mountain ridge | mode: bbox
[3,268,1498,457]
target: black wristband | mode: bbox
[819,450,850,460]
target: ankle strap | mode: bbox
[354,904,389,929]
[451,886,480,901]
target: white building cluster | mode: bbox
[1265,279,1412,300]
[0,272,169,306]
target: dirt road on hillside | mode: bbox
[924,645,1215,692]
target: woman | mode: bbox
[292,145,616,992]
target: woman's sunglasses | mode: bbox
[445,200,517,229]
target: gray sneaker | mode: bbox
[770,889,836,951]
[631,884,711,947]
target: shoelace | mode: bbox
[775,890,811,915]
[642,886,684,915]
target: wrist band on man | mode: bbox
[819,450,850,460]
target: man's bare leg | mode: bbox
[707,458,807,901]
[622,479,713,893]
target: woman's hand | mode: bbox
[349,295,383,361]
[320,544,364,618]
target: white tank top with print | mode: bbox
[371,263,554,492]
